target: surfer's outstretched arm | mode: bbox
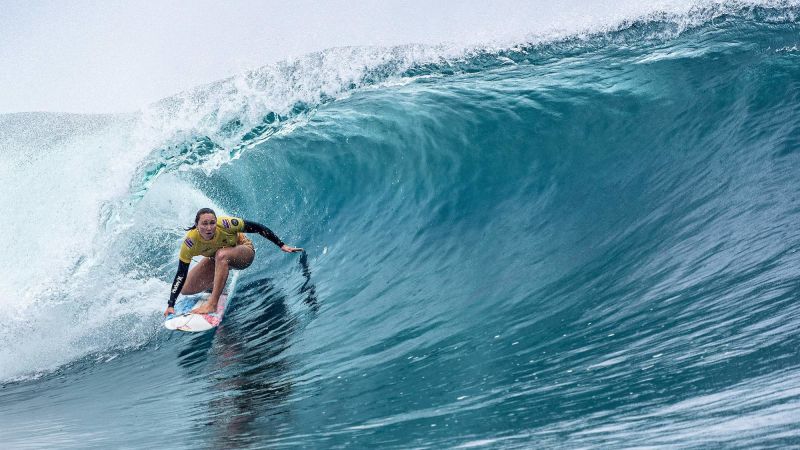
[243,220,303,253]
[164,260,190,315]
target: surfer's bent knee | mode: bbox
[216,245,254,270]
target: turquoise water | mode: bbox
[2,4,800,448]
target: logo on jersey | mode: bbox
[172,275,184,294]
[231,219,239,226]
[222,219,230,229]
[184,238,194,248]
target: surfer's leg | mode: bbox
[191,246,254,314]
[180,257,215,295]
[226,243,255,270]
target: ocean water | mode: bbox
[2,3,800,448]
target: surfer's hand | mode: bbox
[164,307,175,316]
[281,244,304,253]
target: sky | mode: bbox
[0,0,695,114]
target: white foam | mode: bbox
[0,145,222,380]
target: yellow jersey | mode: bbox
[179,216,247,263]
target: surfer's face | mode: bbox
[197,213,216,240]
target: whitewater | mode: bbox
[2,2,800,448]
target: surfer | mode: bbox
[164,207,303,316]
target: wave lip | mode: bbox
[134,0,800,178]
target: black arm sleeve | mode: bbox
[243,220,285,248]
[168,261,190,307]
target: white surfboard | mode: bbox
[164,292,229,332]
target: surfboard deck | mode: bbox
[164,292,229,332]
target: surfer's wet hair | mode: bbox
[186,208,217,231]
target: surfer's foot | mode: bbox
[191,303,217,314]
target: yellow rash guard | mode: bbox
[179,216,247,263]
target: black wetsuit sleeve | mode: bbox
[243,220,285,248]
[168,261,190,308]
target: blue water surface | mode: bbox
[2,5,800,448]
